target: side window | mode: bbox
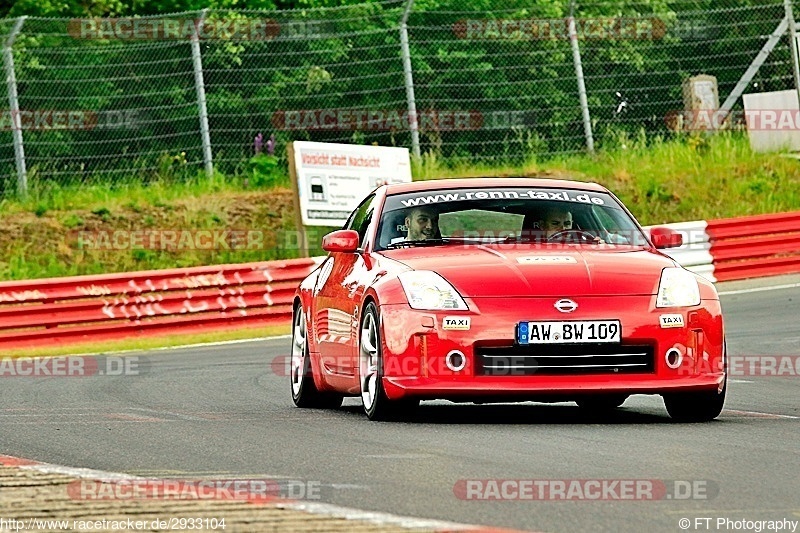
[591,205,615,232]
[345,195,376,247]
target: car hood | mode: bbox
[380,245,675,297]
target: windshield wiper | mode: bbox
[385,238,448,249]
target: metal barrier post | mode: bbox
[715,16,788,124]
[568,2,594,153]
[786,0,800,106]
[401,0,421,160]
[3,17,27,198]
[191,9,214,179]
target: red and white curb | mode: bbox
[0,454,530,533]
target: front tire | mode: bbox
[359,302,419,421]
[663,378,726,422]
[290,305,343,409]
[663,341,727,422]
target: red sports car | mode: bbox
[290,178,726,421]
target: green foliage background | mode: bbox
[0,0,794,196]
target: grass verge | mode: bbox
[416,131,800,223]
[0,132,798,282]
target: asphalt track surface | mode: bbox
[1,274,799,533]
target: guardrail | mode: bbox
[1,211,798,351]
[0,259,319,350]
[649,210,800,283]
[706,211,800,281]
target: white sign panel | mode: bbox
[742,90,800,153]
[292,141,412,226]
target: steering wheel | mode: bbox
[546,229,600,244]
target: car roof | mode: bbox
[383,177,608,195]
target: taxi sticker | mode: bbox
[443,316,471,330]
[659,314,685,328]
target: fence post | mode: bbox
[191,9,214,179]
[785,0,800,107]
[400,0,421,160]
[715,16,788,124]
[568,1,594,153]
[3,17,27,198]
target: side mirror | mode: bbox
[650,227,683,249]
[322,229,360,253]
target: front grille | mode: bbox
[475,344,655,376]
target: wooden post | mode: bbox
[287,143,309,258]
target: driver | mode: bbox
[404,206,440,241]
[538,207,573,238]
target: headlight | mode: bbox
[656,267,700,308]
[398,271,468,310]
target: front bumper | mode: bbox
[378,296,724,401]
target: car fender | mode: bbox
[295,258,328,355]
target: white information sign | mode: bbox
[742,90,800,153]
[291,141,412,226]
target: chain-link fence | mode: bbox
[0,0,797,197]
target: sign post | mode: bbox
[287,142,309,257]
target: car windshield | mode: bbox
[376,186,649,250]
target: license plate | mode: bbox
[516,320,621,344]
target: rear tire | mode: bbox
[290,305,343,409]
[359,303,419,421]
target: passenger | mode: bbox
[538,206,573,238]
